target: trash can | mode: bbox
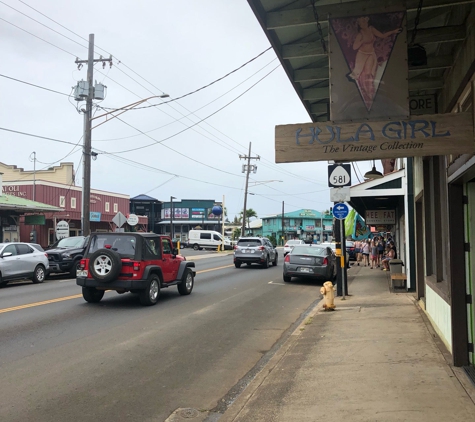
[389,259,404,274]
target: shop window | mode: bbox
[105,202,110,212]
[59,196,65,208]
[71,197,76,209]
[113,203,118,213]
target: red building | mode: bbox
[2,180,147,247]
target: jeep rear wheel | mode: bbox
[139,275,160,306]
[89,249,121,282]
[82,287,105,303]
[178,269,194,295]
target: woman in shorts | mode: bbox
[354,240,361,266]
[361,239,370,266]
[370,239,378,269]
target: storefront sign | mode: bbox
[191,208,205,218]
[410,95,436,115]
[275,112,473,163]
[365,210,396,225]
[2,185,27,197]
[25,215,46,225]
[90,212,101,222]
[329,10,408,121]
[299,209,316,217]
[306,225,315,231]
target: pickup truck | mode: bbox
[46,236,89,277]
[76,232,196,306]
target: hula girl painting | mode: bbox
[330,12,404,112]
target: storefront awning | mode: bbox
[0,194,63,213]
[348,169,405,218]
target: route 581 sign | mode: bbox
[328,164,351,187]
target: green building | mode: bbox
[262,209,333,245]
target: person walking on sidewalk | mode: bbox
[370,239,378,269]
[355,240,362,266]
[362,239,370,266]
[377,237,384,267]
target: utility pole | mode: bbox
[75,34,112,236]
[239,142,259,237]
[281,201,285,246]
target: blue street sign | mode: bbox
[333,203,349,220]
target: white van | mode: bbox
[188,230,231,251]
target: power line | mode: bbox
[100,65,280,154]
[0,17,77,57]
[0,1,88,50]
[0,74,70,96]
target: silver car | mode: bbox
[283,245,336,282]
[233,237,278,268]
[0,242,49,286]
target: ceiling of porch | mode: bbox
[248,0,474,122]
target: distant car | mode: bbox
[283,239,306,256]
[233,237,278,268]
[283,245,337,283]
[346,240,356,261]
[0,242,49,286]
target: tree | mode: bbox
[240,208,258,231]
[232,227,241,240]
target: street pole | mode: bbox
[222,195,225,250]
[334,210,343,297]
[83,34,94,236]
[281,201,285,246]
[170,196,175,238]
[340,218,347,300]
[32,151,36,202]
[239,142,259,237]
[320,212,323,243]
[75,34,112,236]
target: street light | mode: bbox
[170,196,176,238]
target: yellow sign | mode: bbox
[275,113,473,163]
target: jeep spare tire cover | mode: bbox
[89,249,121,282]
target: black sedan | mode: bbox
[283,245,337,283]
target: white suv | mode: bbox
[0,242,49,286]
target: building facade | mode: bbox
[262,209,333,245]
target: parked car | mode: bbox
[319,242,350,266]
[346,240,356,261]
[46,236,89,277]
[233,237,278,268]
[0,242,49,286]
[283,245,336,283]
[76,232,196,306]
[283,239,306,256]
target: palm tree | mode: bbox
[240,208,258,232]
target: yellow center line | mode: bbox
[0,294,83,314]
[0,264,236,314]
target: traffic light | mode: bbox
[29,230,37,243]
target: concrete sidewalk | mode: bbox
[220,265,475,421]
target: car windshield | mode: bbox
[320,243,335,250]
[237,239,261,247]
[291,246,326,256]
[88,235,137,257]
[55,237,86,248]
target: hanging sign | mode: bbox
[275,112,473,163]
[55,220,69,240]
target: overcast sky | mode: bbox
[0,0,377,220]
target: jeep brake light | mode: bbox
[133,262,141,271]
[79,259,87,270]
[104,244,112,249]
[284,254,290,262]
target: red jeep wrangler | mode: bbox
[76,232,195,306]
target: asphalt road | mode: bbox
[0,249,323,422]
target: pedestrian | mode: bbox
[370,239,378,269]
[355,240,361,266]
[362,239,370,266]
[381,244,395,271]
[377,237,384,267]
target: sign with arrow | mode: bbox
[328,164,351,187]
[333,202,349,220]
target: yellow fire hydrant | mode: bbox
[320,281,336,311]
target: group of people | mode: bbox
[353,236,397,271]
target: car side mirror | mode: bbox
[1,252,13,258]
[172,248,178,256]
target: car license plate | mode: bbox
[299,267,311,273]
[77,270,88,277]
[246,249,254,253]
